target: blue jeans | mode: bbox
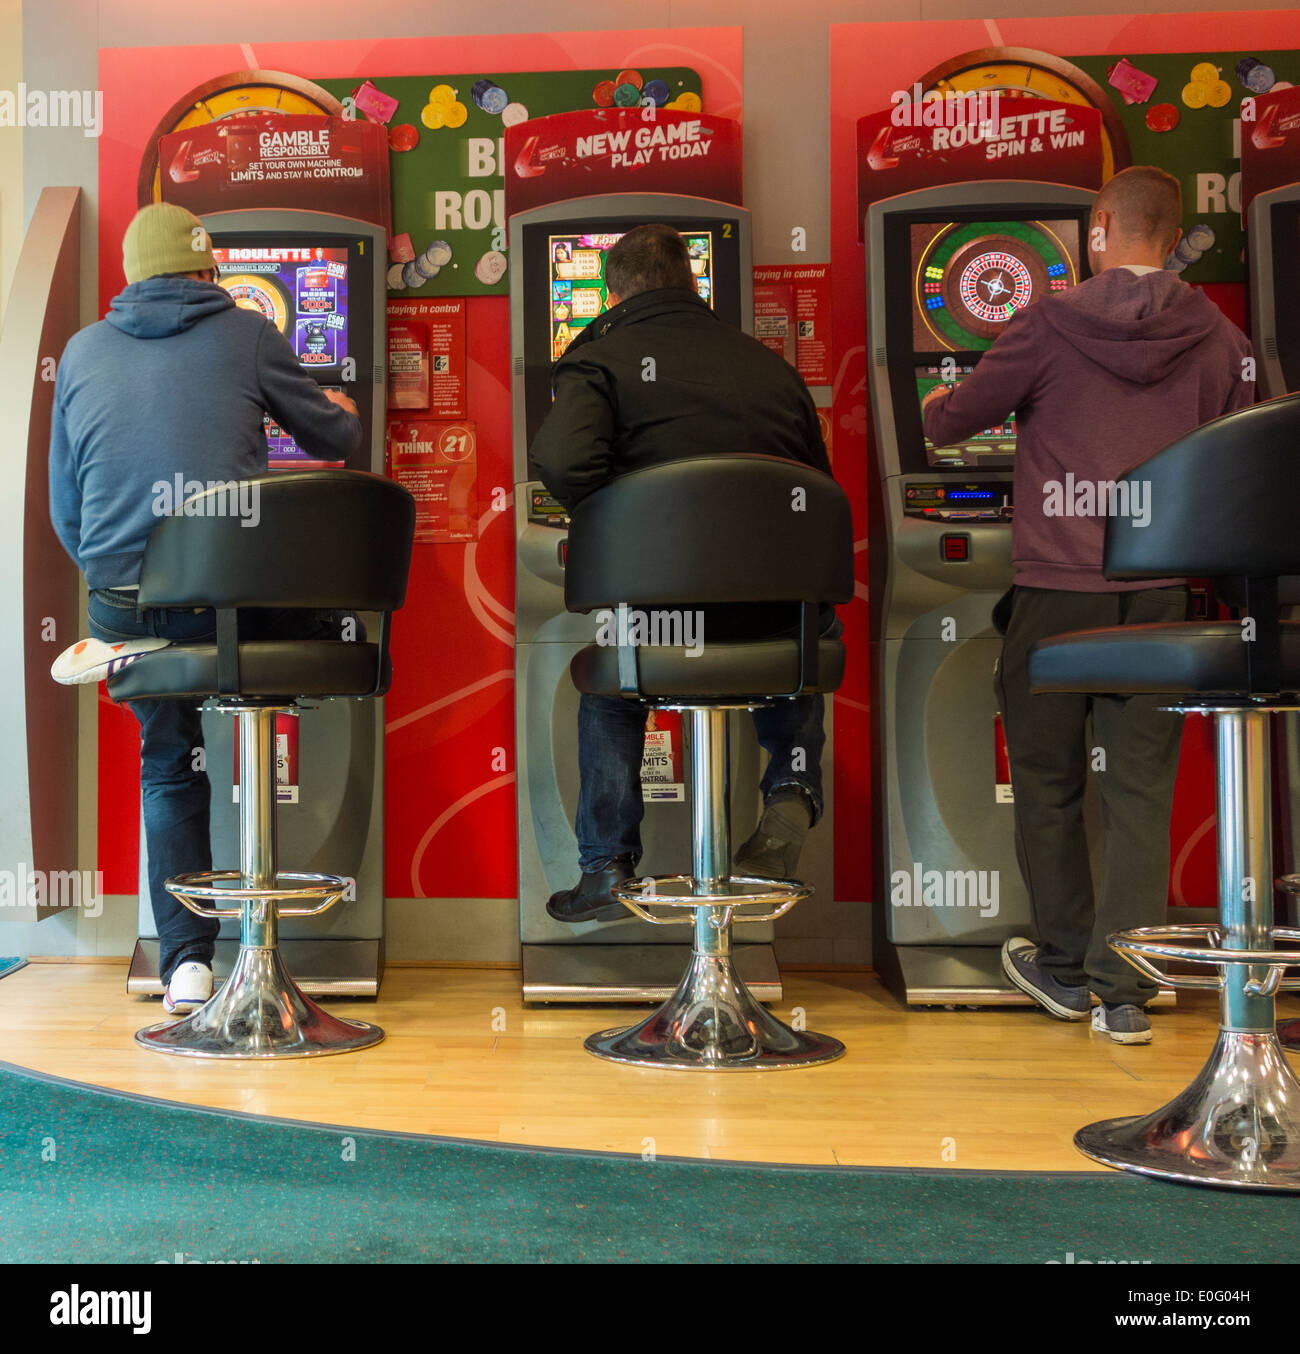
[88,590,356,985]
[574,610,838,872]
[575,694,828,872]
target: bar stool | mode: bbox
[108,470,415,1059]
[564,454,853,1070]
[1029,393,1300,1189]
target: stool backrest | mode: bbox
[1104,392,1300,696]
[564,455,854,612]
[136,470,415,611]
[1104,393,1300,582]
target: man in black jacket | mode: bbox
[530,223,837,922]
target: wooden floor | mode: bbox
[0,961,1276,1170]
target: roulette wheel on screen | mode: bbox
[218,272,292,334]
[915,220,1077,350]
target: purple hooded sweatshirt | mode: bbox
[923,267,1253,591]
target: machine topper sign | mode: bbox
[856,98,1104,239]
[504,109,742,215]
[1240,84,1300,217]
[158,115,392,231]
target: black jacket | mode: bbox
[529,287,832,511]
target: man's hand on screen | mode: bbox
[322,389,360,418]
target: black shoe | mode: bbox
[546,857,636,924]
[734,789,813,879]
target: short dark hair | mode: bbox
[1094,166,1182,249]
[605,223,694,301]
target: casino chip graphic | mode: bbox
[914,220,1078,350]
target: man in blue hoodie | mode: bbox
[921,166,1253,1044]
[49,202,362,1014]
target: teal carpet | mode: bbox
[0,958,26,980]
[0,1060,1296,1264]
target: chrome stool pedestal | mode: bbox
[136,704,384,1059]
[585,708,845,1071]
[1075,708,1300,1189]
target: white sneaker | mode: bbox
[50,636,169,685]
[163,962,213,1014]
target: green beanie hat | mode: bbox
[122,202,216,284]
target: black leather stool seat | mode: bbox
[1030,620,1300,697]
[571,637,846,701]
[107,640,386,702]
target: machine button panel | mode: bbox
[529,487,570,527]
[940,533,970,561]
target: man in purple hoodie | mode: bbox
[922,166,1252,1044]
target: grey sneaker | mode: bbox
[1092,1003,1152,1045]
[1001,937,1090,1021]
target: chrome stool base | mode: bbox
[1076,1030,1300,1191]
[1074,710,1300,1189]
[583,704,845,1071]
[136,944,383,1059]
[134,705,384,1059]
[585,949,845,1070]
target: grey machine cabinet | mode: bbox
[509,191,817,1002]
[128,208,389,996]
[865,180,1098,1005]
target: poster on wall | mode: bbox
[386,418,478,543]
[1065,48,1300,281]
[753,281,795,366]
[752,263,832,384]
[314,68,705,297]
[387,297,467,417]
[640,709,684,802]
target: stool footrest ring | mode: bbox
[165,870,347,920]
[1108,924,1300,994]
[611,874,812,926]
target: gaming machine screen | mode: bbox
[904,217,1083,467]
[213,238,361,468]
[546,230,715,361]
[521,216,743,459]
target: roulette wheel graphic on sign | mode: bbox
[915,220,1077,351]
[137,70,344,207]
[918,47,1131,182]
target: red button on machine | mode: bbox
[941,534,969,561]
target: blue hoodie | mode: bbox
[49,277,363,588]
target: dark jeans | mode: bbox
[994,584,1189,1005]
[574,612,837,872]
[88,589,356,986]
